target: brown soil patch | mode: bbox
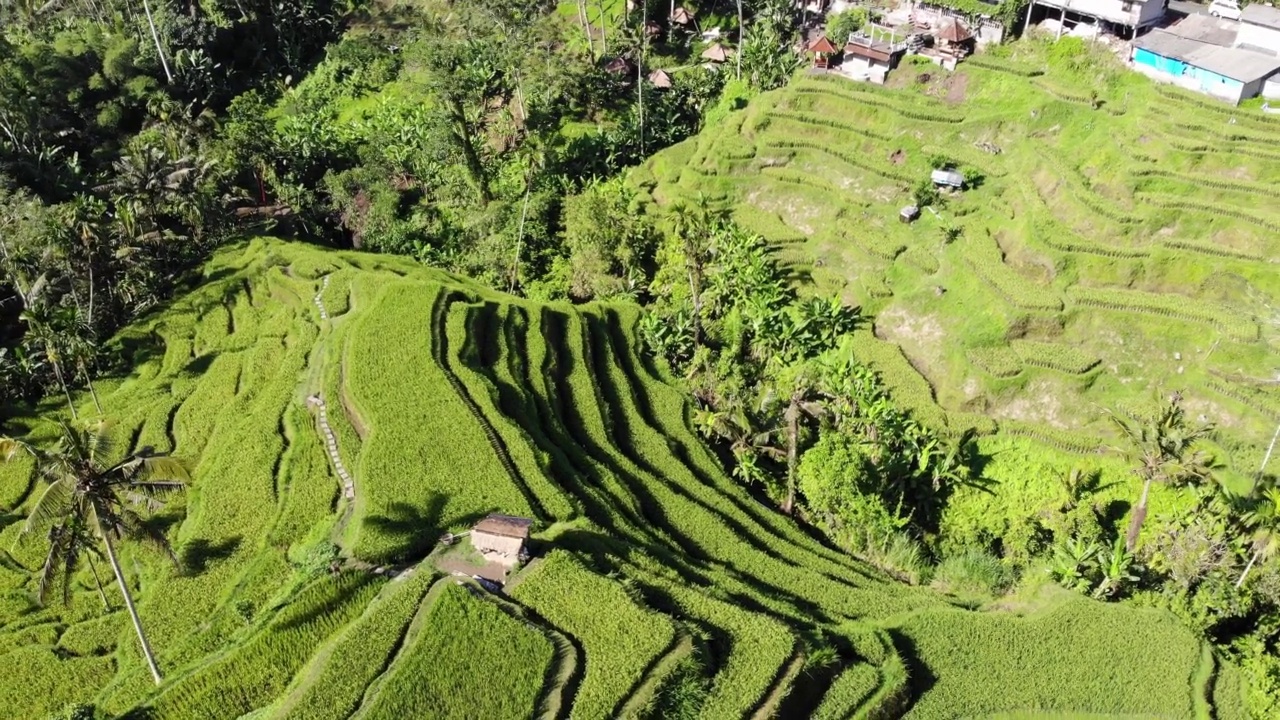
[890,149,906,165]
[990,379,1070,429]
[945,73,969,104]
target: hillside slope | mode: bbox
[0,239,1245,718]
[629,41,1280,485]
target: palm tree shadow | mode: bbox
[275,573,379,631]
[364,495,490,564]
[180,536,243,575]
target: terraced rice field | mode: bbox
[0,239,1249,718]
[628,40,1280,501]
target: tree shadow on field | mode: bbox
[365,495,490,565]
[183,353,217,376]
[275,572,378,631]
[180,535,243,575]
[1100,498,1132,539]
[887,628,935,714]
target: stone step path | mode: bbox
[313,275,331,320]
[310,396,356,500]
[309,276,354,500]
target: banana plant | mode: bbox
[1050,537,1101,594]
[1092,539,1139,599]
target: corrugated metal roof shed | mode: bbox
[1167,13,1239,47]
[1137,29,1280,82]
[473,514,534,539]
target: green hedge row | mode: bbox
[645,578,795,720]
[1034,146,1139,226]
[1160,238,1262,261]
[850,329,950,431]
[998,420,1106,455]
[512,551,675,720]
[1012,340,1100,375]
[345,283,532,561]
[1205,378,1280,421]
[1067,286,1258,343]
[445,299,576,521]
[894,598,1203,718]
[901,246,940,274]
[144,574,382,720]
[275,571,437,720]
[1131,167,1279,198]
[760,135,915,184]
[769,109,892,142]
[1032,218,1150,259]
[362,581,553,720]
[961,250,1064,312]
[800,78,967,124]
[967,346,1023,378]
[1140,194,1280,234]
[964,54,1044,77]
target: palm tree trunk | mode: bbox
[85,369,103,415]
[49,353,78,420]
[737,0,744,81]
[686,266,703,348]
[1125,476,1153,552]
[87,554,111,611]
[784,402,798,515]
[100,523,163,685]
[142,0,174,84]
[598,0,608,57]
[509,182,532,294]
[579,0,596,59]
[1236,544,1263,588]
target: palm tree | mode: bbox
[2,421,189,685]
[1237,486,1280,588]
[1109,392,1216,552]
[665,196,718,351]
[508,132,553,294]
[769,363,825,515]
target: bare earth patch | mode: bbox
[991,380,1070,429]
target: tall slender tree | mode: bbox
[1109,392,1216,552]
[1237,487,1280,588]
[2,421,189,685]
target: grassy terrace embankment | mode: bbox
[0,239,1247,718]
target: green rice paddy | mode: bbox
[0,234,1250,717]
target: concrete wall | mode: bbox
[1264,76,1280,100]
[1136,0,1166,27]
[1039,0,1142,26]
[473,532,524,559]
[1132,51,1248,102]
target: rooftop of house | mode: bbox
[1137,28,1280,82]
[1242,4,1280,31]
[473,514,534,539]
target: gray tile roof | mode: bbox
[1242,4,1280,31]
[1137,28,1280,83]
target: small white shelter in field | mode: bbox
[471,514,533,567]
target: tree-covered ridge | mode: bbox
[0,240,1246,719]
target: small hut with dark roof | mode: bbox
[603,56,632,75]
[701,42,730,63]
[648,69,673,88]
[471,514,533,567]
[807,35,839,69]
[935,17,974,55]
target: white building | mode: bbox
[1238,5,1280,52]
[1031,0,1166,35]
